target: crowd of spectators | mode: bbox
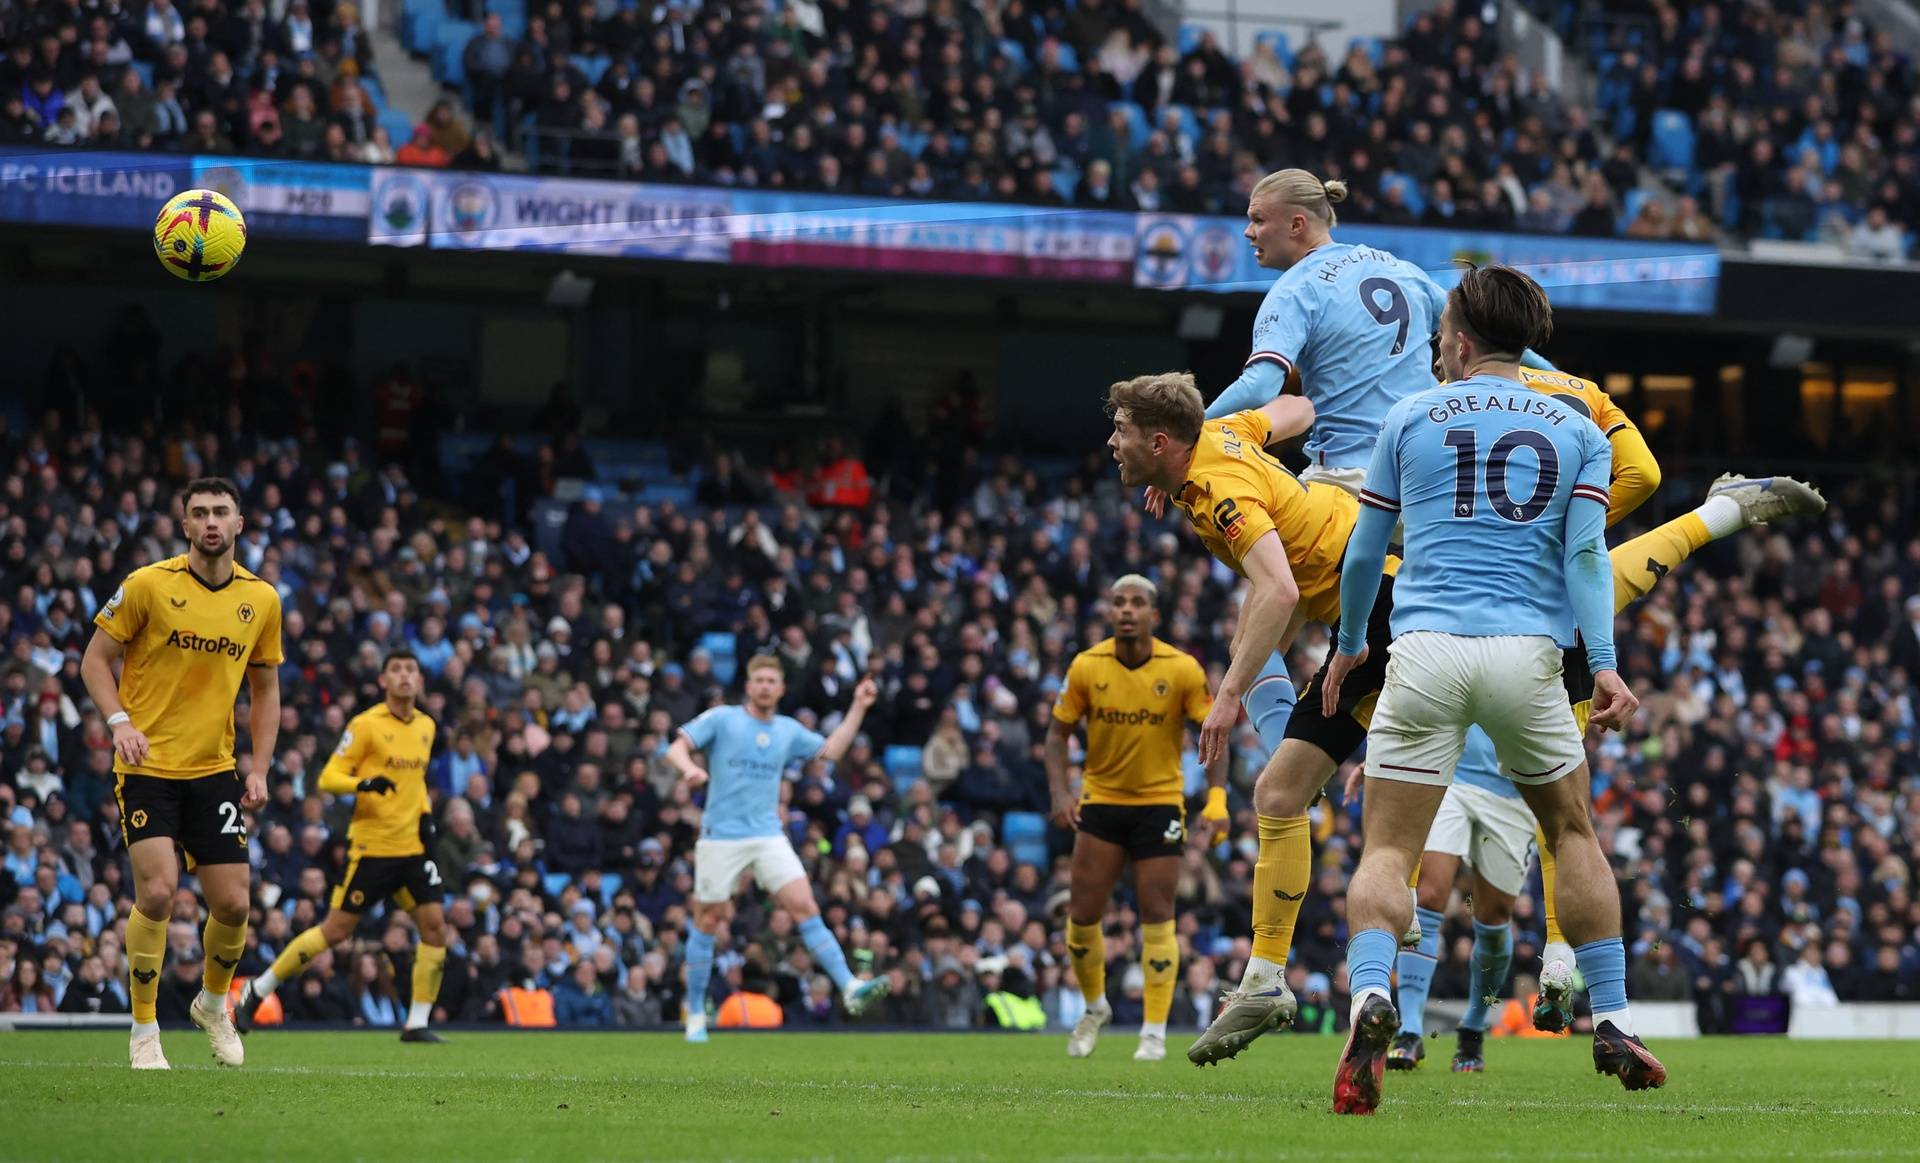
[1556,0,1920,259]
[6,0,1918,252]
[0,348,1916,1032]
[0,0,508,167]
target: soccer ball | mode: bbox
[153,188,247,282]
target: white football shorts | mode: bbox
[693,836,808,904]
[1366,631,1586,789]
[1425,782,1539,897]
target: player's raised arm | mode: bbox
[817,677,879,763]
[1203,529,1299,766]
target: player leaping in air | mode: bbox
[1046,575,1224,1062]
[1146,169,1454,785]
[1322,265,1668,1114]
[665,657,890,1043]
[233,649,450,1042]
[80,477,282,1070]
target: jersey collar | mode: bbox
[185,562,236,592]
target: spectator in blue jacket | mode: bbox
[555,959,612,1026]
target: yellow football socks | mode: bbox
[1537,826,1565,947]
[202,916,248,996]
[269,925,332,985]
[1251,815,1310,964]
[413,942,448,1009]
[127,908,168,1025]
[1141,921,1177,1027]
[1066,920,1106,1003]
[1610,514,1709,608]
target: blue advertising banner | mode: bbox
[191,158,370,240]
[0,147,1722,314]
[399,170,734,261]
[726,192,1136,282]
[0,147,190,229]
[1132,213,1720,315]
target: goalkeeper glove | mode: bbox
[418,812,438,849]
[356,776,397,795]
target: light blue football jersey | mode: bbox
[1245,243,1449,471]
[679,705,826,840]
[1359,375,1613,645]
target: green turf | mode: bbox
[5,1029,1915,1161]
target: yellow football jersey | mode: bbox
[1519,366,1660,526]
[1052,638,1210,807]
[92,555,283,779]
[318,702,438,857]
[1171,409,1360,626]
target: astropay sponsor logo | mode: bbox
[165,629,249,658]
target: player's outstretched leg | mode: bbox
[796,913,889,1016]
[1610,474,1826,608]
[1388,905,1441,1071]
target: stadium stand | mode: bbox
[0,338,1915,1031]
[2,0,1915,249]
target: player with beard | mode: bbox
[81,477,283,1070]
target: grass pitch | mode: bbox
[4,1028,1915,1161]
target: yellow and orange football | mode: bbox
[153,188,247,282]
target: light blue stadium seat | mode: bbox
[379,107,416,145]
[998,37,1026,67]
[402,0,440,54]
[1054,42,1079,71]
[1649,109,1695,173]
[542,872,573,897]
[131,60,154,88]
[1003,811,1047,867]
[1619,187,1652,234]
[434,19,477,84]
[1381,171,1424,217]
[1177,23,1205,55]
[884,745,924,784]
